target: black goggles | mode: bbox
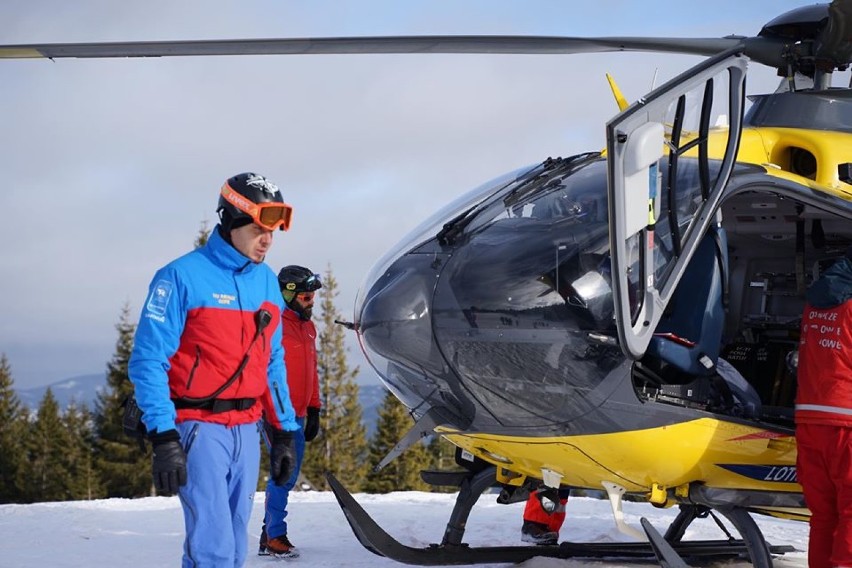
[301,274,322,292]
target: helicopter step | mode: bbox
[326,471,796,566]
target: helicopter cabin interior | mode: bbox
[633,188,852,427]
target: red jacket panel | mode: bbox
[795,299,852,427]
[282,309,321,416]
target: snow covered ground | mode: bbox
[0,490,808,567]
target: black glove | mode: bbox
[270,429,297,486]
[304,407,321,442]
[150,429,187,495]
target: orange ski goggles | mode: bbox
[220,183,293,231]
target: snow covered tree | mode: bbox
[0,354,28,503]
[93,304,152,497]
[301,267,368,491]
[364,390,433,493]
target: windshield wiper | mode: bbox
[503,152,601,209]
[436,204,478,246]
[436,160,549,246]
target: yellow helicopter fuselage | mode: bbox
[443,414,804,520]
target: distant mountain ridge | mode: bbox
[17,373,107,411]
[16,374,386,435]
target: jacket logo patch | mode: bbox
[146,280,174,317]
[212,292,236,305]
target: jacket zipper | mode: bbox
[185,345,202,391]
[274,381,286,416]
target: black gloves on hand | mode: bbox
[150,429,187,495]
[304,407,321,442]
[270,429,297,486]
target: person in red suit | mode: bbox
[521,488,570,545]
[796,245,852,568]
[259,266,324,558]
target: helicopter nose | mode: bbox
[358,253,444,377]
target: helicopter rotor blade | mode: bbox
[0,35,749,60]
[0,34,799,71]
[0,3,846,73]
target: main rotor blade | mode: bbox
[0,35,750,61]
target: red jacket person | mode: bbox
[795,245,852,568]
[259,265,323,558]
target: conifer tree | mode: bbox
[93,303,152,497]
[426,435,459,494]
[64,402,105,500]
[301,267,368,491]
[194,219,210,249]
[257,429,271,491]
[0,354,28,503]
[18,389,77,502]
[364,390,433,493]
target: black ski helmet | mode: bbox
[278,265,323,296]
[217,172,292,234]
[279,265,322,319]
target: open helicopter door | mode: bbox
[606,49,747,359]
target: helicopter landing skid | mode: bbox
[325,471,796,566]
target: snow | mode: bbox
[0,489,809,567]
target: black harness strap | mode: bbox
[173,397,256,413]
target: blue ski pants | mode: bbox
[262,416,305,539]
[175,420,260,568]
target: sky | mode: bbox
[0,0,823,389]
[0,489,809,567]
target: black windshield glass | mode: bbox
[432,159,624,427]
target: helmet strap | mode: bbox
[216,223,232,245]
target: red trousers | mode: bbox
[523,490,568,533]
[796,422,852,568]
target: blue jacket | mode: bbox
[128,227,298,434]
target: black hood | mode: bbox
[807,257,852,309]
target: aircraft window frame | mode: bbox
[606,49,747,361]
[355,163,537,315]
[461,156,608,237]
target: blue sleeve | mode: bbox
[128,265,186,434]
[267,294,299,432]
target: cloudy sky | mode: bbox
[0,1,818,389]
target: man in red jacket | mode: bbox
[796,245,852,568]
[259,265,324,558]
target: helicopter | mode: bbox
[2,1,851,566]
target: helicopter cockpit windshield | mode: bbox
[430,156,629,428]
[357,153,727,430]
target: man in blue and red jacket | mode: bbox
[129,172,300,568]
[796,245,852,568]
[259,265,323,558]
